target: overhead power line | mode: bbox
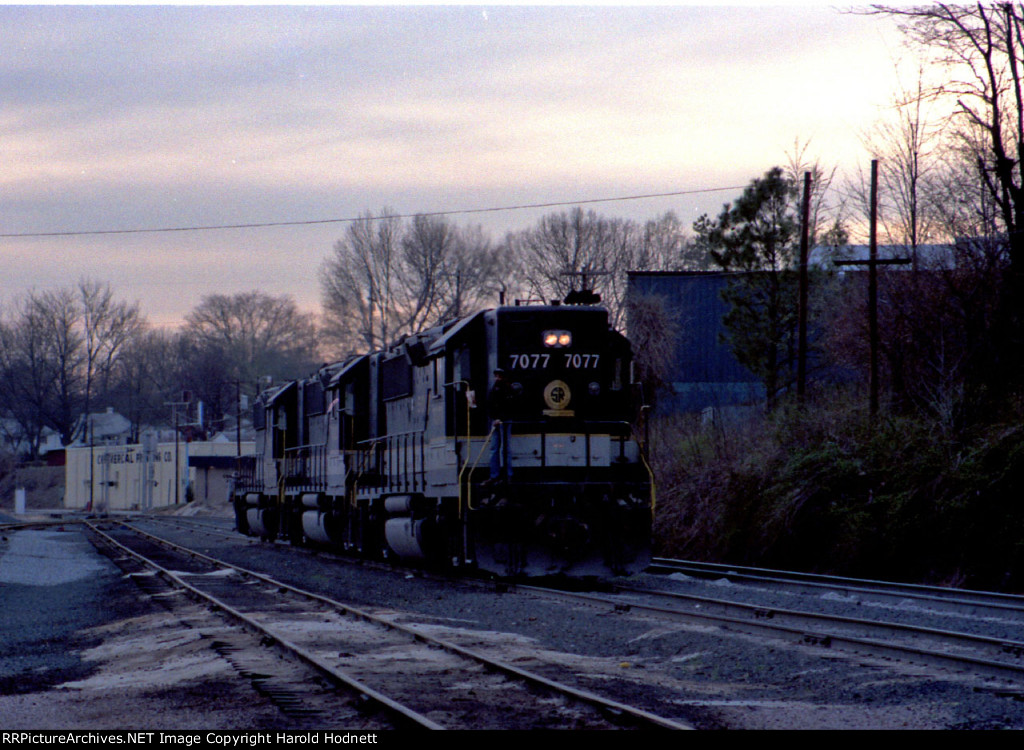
[0,185,745,239]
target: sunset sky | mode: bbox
[1,4,908,326]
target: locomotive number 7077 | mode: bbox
[508,353,601,369]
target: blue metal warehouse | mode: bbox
[626,271,765,415]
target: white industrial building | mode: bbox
[65,438,253,512]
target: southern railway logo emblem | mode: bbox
[543,380,574,416]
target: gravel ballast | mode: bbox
[3,515,1024,730]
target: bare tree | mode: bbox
[625,292,680,405]
[871,5,1024,296]
[184,290,320,389]
[508,208,636,328]
[503,208,694,329]
[786,139,845,247]
[0,297,72,458]
[512,208,617,306]
[873,4,1024,250]
[320,211,502,356]
[400,215,504,325]
[105,328,182,440]
[845,67,946,260]
[867,2,1024,404]
[0,281,149,452]
[927,140,1002,243]
[76,279,145,437]
[639,212,693,270]
[320,209,403,355]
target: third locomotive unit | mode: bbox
[233,301,653,577]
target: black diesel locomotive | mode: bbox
[233,302,653,577]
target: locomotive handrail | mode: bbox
[630,424,657,517]
[459,420,644,510]
[444,378,475,478]
[351,428,428,494]
[355,428,428,440]
[460,422,497,516]
[349,437,385,507]
[503,418,634,433]
[272,404,339,495]
[280,443,326,494]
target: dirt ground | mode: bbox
[0,464,65,511]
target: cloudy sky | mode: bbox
[1,4,907,327]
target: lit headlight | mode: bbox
[543,330,572,348]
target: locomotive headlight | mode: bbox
[543,330,572,348]
[588,382,601,396]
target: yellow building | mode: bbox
[64,439,253,512]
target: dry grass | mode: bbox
[647,390,1024,590]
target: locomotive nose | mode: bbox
[543,516,591,556]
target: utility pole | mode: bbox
[834,160,910,419]
[165,398,189,506]
[868,159,879,417]
[797,171,812,403]
[88,417,95,513]
[235,379,242,467]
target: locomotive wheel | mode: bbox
[233,497,249,535]
[288,511,305,546]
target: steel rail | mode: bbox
[125,519,1024,676]
[138,515,258,543]
[137,517,1024,677]
[651,557,1024,613]
[615,582,1024,662]
[516,583,1024,687]
[0,517,83,532]
[85,520,445,730]
[104,519,693,730]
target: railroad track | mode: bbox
[650,557,1024,618]
[137,514,254,544]
[0,517,81,533]
[85,520,692,730]
[131,516,1024,688]
[510,566,1024,696]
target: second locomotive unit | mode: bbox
[233,301,652,577]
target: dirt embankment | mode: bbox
[0,460,65,511]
